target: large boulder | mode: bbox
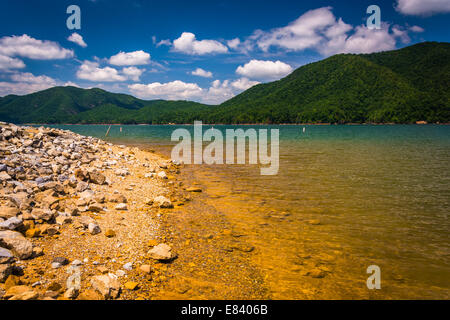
[90,274,121,299]
[88,171,106,185]
[0,230,33,259]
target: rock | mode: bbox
[30,208,54,221]
[115,270,126,277]
[97,266,108,274]
[139,265,152,274]
[0,171,11,182]
[51,262,62,269]
[3,285,36,300]
[123,262,133,271]
[0,264,13,282]
[114,169,129,177]
[4,275,21,289]
[47,281,62,292]
[71,259,83,266]
[186,187,202,193]
[0,247,14,264]
[88,223,101,235]
[88,171,106,185]
[0,206,20,219]
[308,269,326,278]
[25,228,40,238]
[148,243,177,261]
[55,215,72,225]
[0,217,23,230]
[88,203,103,213]
[77,289,103,300]
[114,203,128,211]
[105,229,116,238]
[157,171,168,179]
[46,226,59,236]
[0,230,33,259]
[153,196,173,209]
[64,287,79,299]
[307,220,321,226]
[90,274,121,299]
[52,257,69,266]
[32,247,44,257]
[108,193,127,203]
[76,181,88,192]
[124,281,139,290]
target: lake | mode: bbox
[47,124,450,299]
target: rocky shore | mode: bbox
[0,122,191,300]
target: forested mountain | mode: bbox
[0,42,448,124]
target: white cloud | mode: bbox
[109,50,151,66]
[63,81,80,87]
[236,60,293,81]
[76,61,127,82]
[0,72,56,96]
[227,38,241,49]
[129,80,203,100]
[0,54,25,70]
[396,0,450,16]
[122,67,144,81]
[172,32,228,55]
[410,25,425,33]
[247,7,413,56]
[191,68,213,78]
[202,80,235,104]
[231,77,260,90]
[0,34,74,60]
[157,39,172,47]
[67,32,87,48]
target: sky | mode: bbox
[0,0,449,104]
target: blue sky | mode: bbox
[0,0,449,104]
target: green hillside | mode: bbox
[0,42,448,124]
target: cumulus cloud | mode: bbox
[227,38,241,49]
[236,60,293,81]
[230,77,260,90]
[0,54,25,70]
[122,67,144,81]
[247,7,414,56]
[67,32,87,48]
[191,68,213,78]
[0,72,57,96]
[0,34,74,60]
[172,32,228,55]
[77,61,127,82]
[129,80,203,100]
[109,50,151,66]
[396,0,450,16]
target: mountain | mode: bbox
[0,42,448,124]
[0,86,211,124]
[212,42,449,124]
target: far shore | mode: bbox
[21,122,450,126]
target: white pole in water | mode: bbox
[120,127,122,133]
[105,125,112,137]
[303,127,306,133]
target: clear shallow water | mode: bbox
[49,124,450,299]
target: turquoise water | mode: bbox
[48,124,450,299]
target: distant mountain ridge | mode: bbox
[0,42,448,124]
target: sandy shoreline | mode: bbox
[0,123,267,300]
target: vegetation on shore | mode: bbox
[0,42,448,124]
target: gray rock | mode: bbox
[0,206,20,219]
[88,223,101,235]
[0,263,13,282]
[0,216,23,230]
[114,203,128,211]
[153,196,173,209]
[0,247,14,264]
